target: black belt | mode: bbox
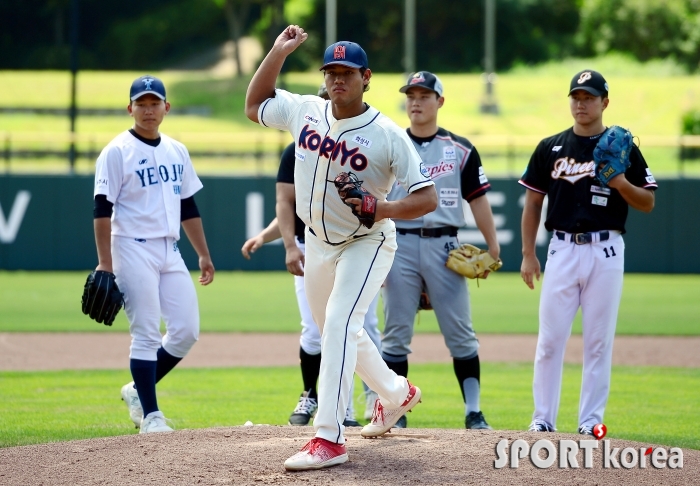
[397,226,459,238]
[556,230,610,245]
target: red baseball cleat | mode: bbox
[284,437,348,471]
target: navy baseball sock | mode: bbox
[453,354,481,414]
[382,352,408,378]
[155,347,182,383]
[130,358,158,417]
[299,347,321,399]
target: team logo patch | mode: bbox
[303,114,320,125]
[352,134,372,148]
[591,185,611,195]
[138,158,148,165]
[479,174,489,184]
[552,146,562,152]
[410,72,426,85]
[142,78,154,90]
[646,175,656,183]
[334,45,346,59]
[440,188,459,198]
[592,195,608,206]
[173,185,181,195]
[478,167,485,175]
[419,162,431,178]
[440,199,458,208]
[295,151,306,161]
[577,72,592,84]
[443,146,457,160]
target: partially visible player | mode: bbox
[381,71,499,430]
[520,70,656,434]
[245,26,437,470]
[93,75,215,433]
[242,85,381,427]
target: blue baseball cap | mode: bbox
[130,75,166,101]
[319,41,369,70]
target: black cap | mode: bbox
[320,41,369,70]
[317,83,329,99]
[399,71,444,96]
[569,70,608,97]
[130,75,166,101]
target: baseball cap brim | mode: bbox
[569,86,605,97]
[319,61,365,71]
[130,91,166,101]
[399,84,439,94]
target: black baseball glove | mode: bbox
[81,270,124,326]
[333,171,377,229]
[593,125,634,186]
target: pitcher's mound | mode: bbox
[0,426,696,485]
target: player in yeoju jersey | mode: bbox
[381,71,500,431]
[93,75,215,434]
[245,25,437,471]
[520,70,656,435]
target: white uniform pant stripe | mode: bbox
[533,233,624,429]
[304,230,408,444]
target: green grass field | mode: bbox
[1,271,698,335]
[2,56,700,177]
[1,363,698,450]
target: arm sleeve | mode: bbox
[258,89,307,131]
[180,196,200,221]
[179,144,203,199]
[94,145,124,203]
[460,146,491,202]
[625,145,658,190]
[93,195,113,218]
[390,128,434,193]
[518,140,549,194]
[276,143,296,184]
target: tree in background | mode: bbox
[298,0,580,72]
[577,0,700,72]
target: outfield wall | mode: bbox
[0,175,697,273]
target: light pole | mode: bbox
[404,0,416,76]
[480,0,499,114]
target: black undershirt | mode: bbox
[407,129,438,145]
[128,128,161,147]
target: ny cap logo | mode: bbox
[577,72,592,84]
[333,46,346,59]
[142,78,154,90]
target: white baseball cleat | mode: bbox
[139,411,174,434]
[361,382,421,438]
[120,381,143,429]
[284,437,348,471]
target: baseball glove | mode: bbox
[333,171,377,229]
[81,270,124,326]
[445,244,502,279]
[593,125,633,186]
[417,282,433,312]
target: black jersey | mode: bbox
[519,127,658,234]
[276,142,306,240]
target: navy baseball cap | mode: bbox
[130,75,166,101]
[399,71,444,96]
[569,70,608,97]
[319,41,369,70]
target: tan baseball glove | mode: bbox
[445,244,502,279]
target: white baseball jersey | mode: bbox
[94,131,203,239]
[258,89,433,244]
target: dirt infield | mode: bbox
[1,332,699,371]
[2,333,697,485]
[0,426,696,485]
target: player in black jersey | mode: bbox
[519,70,657,435]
